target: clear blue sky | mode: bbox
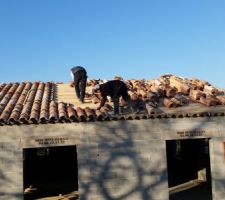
[0,0,225,87]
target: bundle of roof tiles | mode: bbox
[1,74,225,126]
[123,75,225,110]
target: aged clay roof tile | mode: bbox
[49,100,58,122]
[66,105,78,122]
[76,107,86,122]
[20,82,39,123]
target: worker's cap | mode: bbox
[92,84,100,95]
[93,84,100,90]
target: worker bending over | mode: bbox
[93,80,131,114]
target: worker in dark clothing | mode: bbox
[70,66,87,103]
[93,80,131,114]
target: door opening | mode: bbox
[23,145,78,199]
[166,139,212,200]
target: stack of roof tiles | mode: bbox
[0,75,225,126]
[123,75,225,109]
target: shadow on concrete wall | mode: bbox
[78,120,168,200]
[77,116,217,200]
[0,140,23,199]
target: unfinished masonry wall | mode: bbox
[210,138,225,200]
[0,117,225,199]
[0,126,23,200]
[77,121,168,200]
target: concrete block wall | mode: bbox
[210,138,225,200]
[77,140,168,200]
[1,117,225,199]
[76,120,169,200]
[0,141,23,200]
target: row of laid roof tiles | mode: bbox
[1,100,225,126]
[0,82,53,125]
[1,75,225,126]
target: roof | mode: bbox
[1,75,225,126]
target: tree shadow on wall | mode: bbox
[77,120,168,200]
[77,115,218,200]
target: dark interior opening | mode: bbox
[23,145,78,199]
[166,139,212,200]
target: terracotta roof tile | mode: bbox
[49,100,58,122]
[40,82,52,123]
[0,83,5,92]
[84,107,95,121]
[216,96,225,105]
[1,74,225,126]
[19,82,39,123]
[8,82,31,124]
[67,105,78,122]
[76,107,86,122]
[0,83,12,102]
[0,83,20,122]
[58,102,69,122]
[163,98,179,108]
[95,109,105,121]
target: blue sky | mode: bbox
[0,0,225,87]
